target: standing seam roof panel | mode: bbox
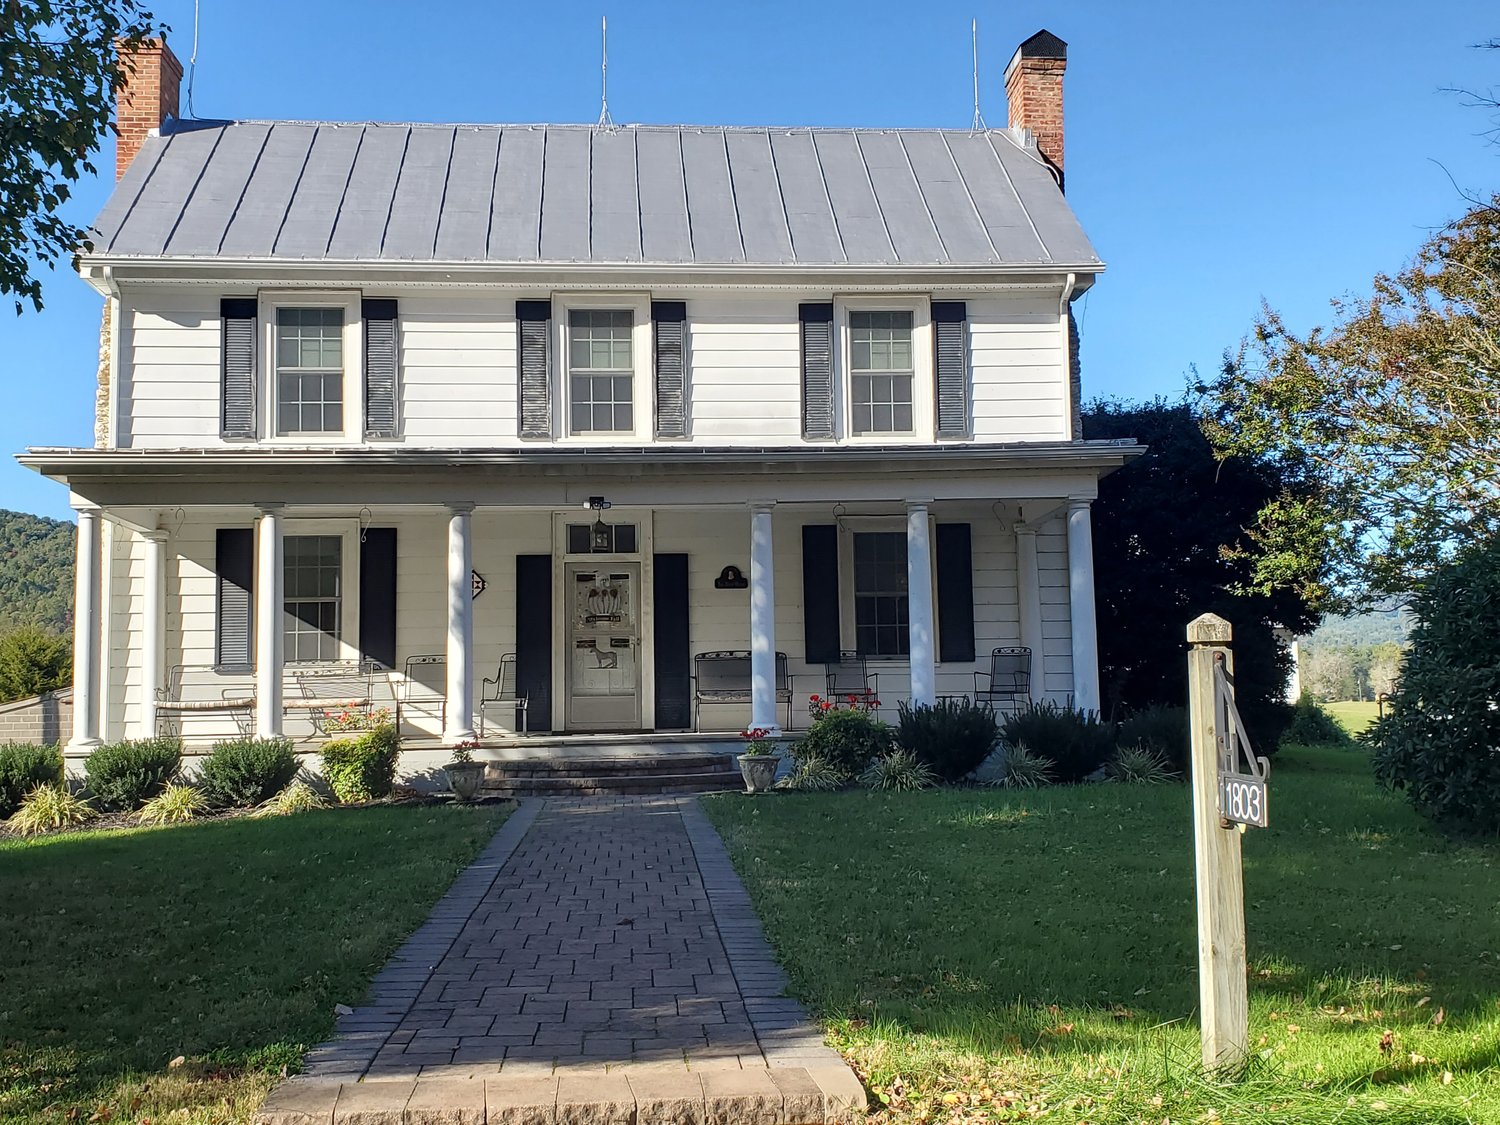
[327,125,411,260]
[382,126,456,260]
[723,131,794,264]
[812,132,896,264]
[635,128,693,263]
[274,125,364,258]
[991,136,1098,265]
[92,134,166,252]
[538,127,591,261]
[218,124,317,257]
[488,127,544,261]
[109,129,221,256]
[589,129,643,262]
[679,129,744,264]
[434,127,501,261]
[855,131,948,265]
[766,131,844,264]
[162,123,268,256]
[901,132,1000,264]
[944,132,1049,263]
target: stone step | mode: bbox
[483,769,743,797]
[255,1066,867,1125]
[485,753,734,779]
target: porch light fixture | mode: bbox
[585,496,613,552]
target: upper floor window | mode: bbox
[568,309,635,433]
[849,310,914,435]
[276,308,345,435]
[284,534,342,663]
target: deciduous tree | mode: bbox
[1,0,163,313]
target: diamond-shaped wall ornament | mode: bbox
[471,570,487,599]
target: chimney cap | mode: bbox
[1015,29,1067,61]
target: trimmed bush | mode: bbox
[136,783,208,825]
[1116,704,1190,774]
[861,750,938,792]
[795,709,893,776]
[0,742,63,818]
[320,723,400,803]
[1000,702,1116,783]
[895,698,1000,782]
[197,736,300,808]
[1283,695,1353,747]
[1371,538,1500,833]
[84,736,182,811]
[8,783,96,835]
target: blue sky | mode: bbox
[0,0,1493,521]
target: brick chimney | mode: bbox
[1005,30,1067,189]
[114,37,182,179]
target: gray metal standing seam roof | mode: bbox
[89,121,1100,269]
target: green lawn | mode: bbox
[0,804,509,1125]
[704,748,1500,1124]
[1326,700,1382,735]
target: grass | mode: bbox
[1326,700,1382,735]
[704,747,1500,1124]
[0,804,509,1125]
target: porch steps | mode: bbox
[481,752,742,797]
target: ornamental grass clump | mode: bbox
[135,782,208,825]
[252,779,328,817]
[780,756,851,792]
[896,698,1000,782]
[0,742,63,818]
[8,783,97,835]
[1107,743,1178,785]
[319,723,400,803]
[197,736,300,808]
[995,742,1055,789]
[1115,704,1190,774]
[860,750,938,792]
[84,736,182,811]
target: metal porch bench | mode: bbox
[692,650,793,732]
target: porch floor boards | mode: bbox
[255,796,865,1125]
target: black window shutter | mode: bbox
[363,298,399,438]
[220,298,257,439]
[515,554,552,731]
[359,527,398,669]
[215,528,254,670]
[517,300,552,439]
[652,301,688,438]
[932,301,969,438]
[801,524,841,664]
[935,523,976,663]
[799,303,835,440]
[652,554,691,729]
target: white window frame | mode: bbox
[555,293,653,442]
[280,520,362,666]
[835,516,939,662]
[834,295,933,443]
[259,290,363,444]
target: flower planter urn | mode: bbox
[737,753,780,795]
[443,761,487,802]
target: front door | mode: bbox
[565,562,642,731]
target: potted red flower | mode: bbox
[737,727,782,794]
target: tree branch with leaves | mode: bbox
[1,0,164,313]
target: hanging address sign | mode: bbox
[1213,655,1270,828]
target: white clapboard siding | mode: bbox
[119,289,226,446]
[397,296,515,443]
[967,294,1068,442]
[1037,516,1075,699]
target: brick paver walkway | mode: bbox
[305,796,844,1081]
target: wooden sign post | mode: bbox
[1187,613,1249,1072]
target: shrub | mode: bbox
[780,757,852,792]
[84,736,182,811]
[1371,539,1500,833]
[795,706,893,776]
[895,698,1000,782]
[8,783,96,835]
[1283,695,1353,747]
[253,779,328,817]
[0,742,63,818]
[136,783,208,825]
[1107,744,1178,785]
[197,736,300,808]
[320,723,400,803]
[996,742,1054,789]
[0,625,70,702]
[1116,704,1190,774]
[1000,702,1116,783]
[861,750,938,792]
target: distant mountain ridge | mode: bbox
[0,509,74,635]
[1304,607,1412,650]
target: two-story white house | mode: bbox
[23,31,1138,777]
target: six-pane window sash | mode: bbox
[275,307,345,435]
[849,310,915,435]
[283,534,343,664]
[569,309,635,433]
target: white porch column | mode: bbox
[254,504,285,738]
[1066,497,1101,713]
[1015,524,1045,702]
[906,501,936,707]
[748,501,778,732]
[67,504,103,752]
[445,503,477,742]
[138,529,168,738]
